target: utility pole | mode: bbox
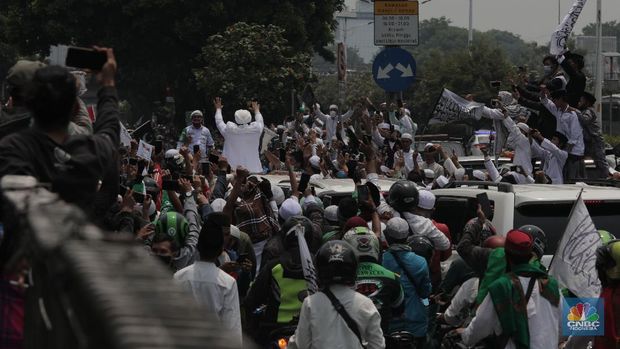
[558,0,561,24]
[594,0,603,127]
[468,0,473,49]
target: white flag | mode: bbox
[260,128,277,154]
[550,0,588,56]
[428,89,485,125]
[549,192,602,298]
[136,140,154,162]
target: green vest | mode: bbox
[272,264,306,324]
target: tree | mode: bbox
[312,45,369,74]
[194,23,312,125]
[0,14,18,83]
[582,21,620,52]
[313,72,384,109]
[2,0,344,121]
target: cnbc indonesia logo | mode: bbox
[566,302,600,332]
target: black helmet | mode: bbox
[316,240,358,286]
[388,180,419,212]
[408,235,434,263]
[519,225,547,259]
[281,216,314,248]
[143,176,160,196]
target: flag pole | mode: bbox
[548,188,584,271]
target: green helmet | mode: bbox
[154,212,189,248]
[598,230,616,245]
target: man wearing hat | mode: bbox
[502,110,533,177]
[420,144,445,179]
[213,97,264,173]
[530,129,568,184]
[177,109,214,162]
[542,89,585,180]
[313,103,352,145]
[460,230,560,349]
[576,91,608,179]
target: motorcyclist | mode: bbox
[287,240,385,349]
[343,226,404,333]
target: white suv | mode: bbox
[431,182,620,266]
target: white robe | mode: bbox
[215,108,264,173]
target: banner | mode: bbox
[260,128,277,154]
[287,224,318,294]
[550,0,588,56]
[428,89,484,125]
[550,192,602,298]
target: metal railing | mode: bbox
[1,175,243,349]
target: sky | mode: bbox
[419,0,620,44]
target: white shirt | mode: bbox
[173,261,242,346]
[530,138,568,184]
[541,98,585,156]
[420,162,445,179]
[401,212,451,251]
[503,117,533,176]
[461,276,561,349]
[444,278,479,326]
[287,285,385,349]
[315,108,353,144]
[214,108,264,173]
[177,125,214,161]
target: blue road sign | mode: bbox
[372,48,416,92]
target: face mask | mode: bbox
[329,111,337,117]
[543,65,553,75]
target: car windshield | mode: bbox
[514,201,620,254]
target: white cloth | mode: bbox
[287,285,385,349]
[444,278,479,326]
[399,115,417,138]
[215,108,264,173]
[461,276,561,349]
[420,162,445,178]
[253,239,267,274]
[503,116,533,176]
[541,98,585,156]
[177,125,214,161]
[401,212,451,251]
[173,261,241,347]
[530,138,568,184]
[484,156,502,182]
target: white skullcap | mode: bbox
[234,109,252,125]
[423,169,435,179]
[329,104,338,110]
[279,197,302,221]
[190,110,203,117]
[417,190,436,210]
[385,217,409,240]
[324,205,339,223]
[473,170,487,181]
[271,185,285,206]
[310,174,323,182]
[401,133,413,141]
[378,123,390,130]
[435,175,449,188]
[211,198,227,212]
[517,123,530,133]
[309,155,321,169]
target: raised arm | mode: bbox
[213,97,227,135]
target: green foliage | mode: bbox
[604,134,620,147]
[195,23,312,124]
[582,21,620,52]
[0,14,18,83]
[313,72,384,109]
[2,0,344,122]
[312,45,369,74]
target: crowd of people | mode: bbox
[0,44,619,349]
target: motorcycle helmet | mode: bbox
[316,240,358,286]
[518,225,547,259]
[596,239,620,283]
[154,212,189,248]
[599,230,616,245]
[164,149,186,173]
[343,226,381,262]
[143,176,160,197]
[407,235,434,263]
[388,180,419,212]
[281,216,314,248]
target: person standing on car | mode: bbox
[529,129,568,185]
[213,97,264,173]
[177,110,214,161]
[287,240,385,349]
[575,92,609,179]
[459,230,560,349]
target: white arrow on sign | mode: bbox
[396,63,414,77]
[377,64,394,79]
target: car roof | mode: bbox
[259,175,398,194]
[432,183,620,205]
